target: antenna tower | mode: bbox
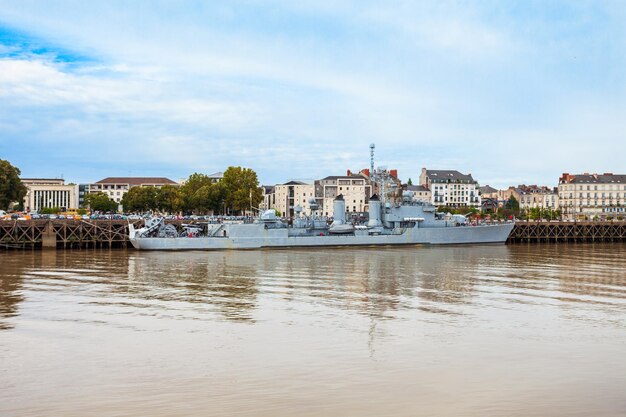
[369,143,375,180]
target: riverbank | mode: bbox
[1,220,626,250]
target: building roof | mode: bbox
[21,178,66,185]
[321,174,368,181]
[424,170,476,183]
[282,180,308,186]
[560,173,626,184]
[207,171,224,179]
[479,185,498,194]
[95,177,177,185]
[406,185,430,192]
[262,185,275,193]
[517,184,557,194]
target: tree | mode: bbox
[40,207,62,214]
[156,185,181,213]
[121,187,157,212]
[221,166,262,214]
[407,178,413,186]
[193,182,227,214]
[0,159,27,210]
[179,173,212,212]
[84,192,118,212]
[506,195,519,211]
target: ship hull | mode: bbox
[130,223,514,251]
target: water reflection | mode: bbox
[2,244,625,330]
[1,244,626,417]
[126,251,260,321]
[0,255,27,329]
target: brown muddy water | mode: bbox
[1,244,625,417]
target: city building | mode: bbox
[21,178,79,212]
[419,168,480,207]
[263,169,390,219]
[478,185,498,198]
[405,184,431,203]
[517,185,559,211]
[260,185,275,212]
[78,184,90,208]
[318,172,373,217]
[558,173,626,220]
[479,185,522,211]
[89,177,178,205]
[271,181,317,218]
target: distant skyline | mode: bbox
[1,1,625,188]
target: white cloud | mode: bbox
[0,1,625,185]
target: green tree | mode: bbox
[121,187,157,212]
[221,166,262,214]
[554,208,562,220]
[179,173,212,212]
[528,207,545,220]
[0,159,27,210]
[40,207,62,214]
[156,185,181,213]
[84,192,118,212]
[193,182,227,214]
[506,195,520,211]
[407,178,413,186]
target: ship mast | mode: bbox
[369,143,375,183]
[369,143,395,207]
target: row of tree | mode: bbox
[88,166,263,214]
[0,160,263,214]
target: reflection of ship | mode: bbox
[129,190,513,251]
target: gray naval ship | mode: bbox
[129,182,514,251]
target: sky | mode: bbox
[1,1,625,188]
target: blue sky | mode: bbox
[0,1,625,188]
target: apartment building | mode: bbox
[419,168,480,207]
[517,185,559,211]
[318,173,372,217]
[270,181,317,218]
[260,186,275,212]
[405,185,431,203]
[558,173,626,220]
[90,177,178,204]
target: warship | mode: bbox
[128,146,514,250]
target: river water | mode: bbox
[1,244,625,417]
